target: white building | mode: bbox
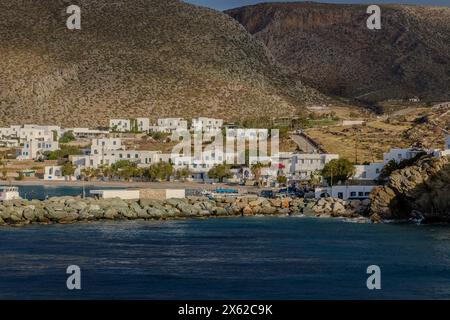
[0,139,19,148]
[71,138,163,170]
[136,118,150,132]
[64,128,109,139]
[383,148,428,164]
[276,153,339,180]
[109,118,150,133]
[353,163,384,180]
[91,138,123,155]
[0,124,60,142]
[192,117,223,133]
[44,165,75,181]
[18,139,59,160]
[150,118,188,133]
[315,184,376,200]
[110,119,131,132]
[0,186,21,201]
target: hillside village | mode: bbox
[1,111,449,202]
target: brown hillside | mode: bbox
[0,0,325,127]
[226,2,450,103]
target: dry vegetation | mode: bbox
[0,0,326,128]
[227,3,450,102]
[306,106,449,163]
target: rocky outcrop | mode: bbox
[370,156,450,222]
[0,195,370,227]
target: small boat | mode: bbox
[0,186,21,201]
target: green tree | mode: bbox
[81,167,97,181]
[15,171,24,181]
[61,162,76,177]
[59,131,76,143]
[309,170,323,187]
[277,175,287,185]
[110,160,143,181]
[251,162,266,186]
[175,168,191,181]
[322,158,355,185]
[46,145,83,160]
[145,162,174,181]
[208,164,232,182]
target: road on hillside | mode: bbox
[290,132,324,153]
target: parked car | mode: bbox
[259,190,276,199]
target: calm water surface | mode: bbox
[0,217,449,299]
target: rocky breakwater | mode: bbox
[0,195,371,227]
[370,155,450,223]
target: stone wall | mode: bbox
[0,196,372,227]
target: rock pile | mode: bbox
[0,195,372,227]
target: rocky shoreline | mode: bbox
[0,196,373,227]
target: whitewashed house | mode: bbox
[279,153,339,180]
[71,138,163,171]
[353,163,384,180]
[383,148,428,164]
[0,139,19,148]
[315,183,376,200]
[136,118,150,132]
[150,118,188,133]
[110,119,131,132]
[44,165,75,181]
[18,139,59,160]
[192,117,223,133]
[64,128,109,139]
[0,124,60,142]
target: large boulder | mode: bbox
[370,156,449,221]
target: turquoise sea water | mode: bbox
[0,216,449,300]
[17,185,125,200]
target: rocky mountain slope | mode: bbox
[0,0,325,127]
[370,156,450,223]
[226,3,450,103]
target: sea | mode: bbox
[0,185,449,299]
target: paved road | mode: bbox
[290,133,322,153]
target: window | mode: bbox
[365,192,370,196]
[376,168,380,174]
[358,192,364,197]
[350,192,357,197]
[338,192,343,199]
